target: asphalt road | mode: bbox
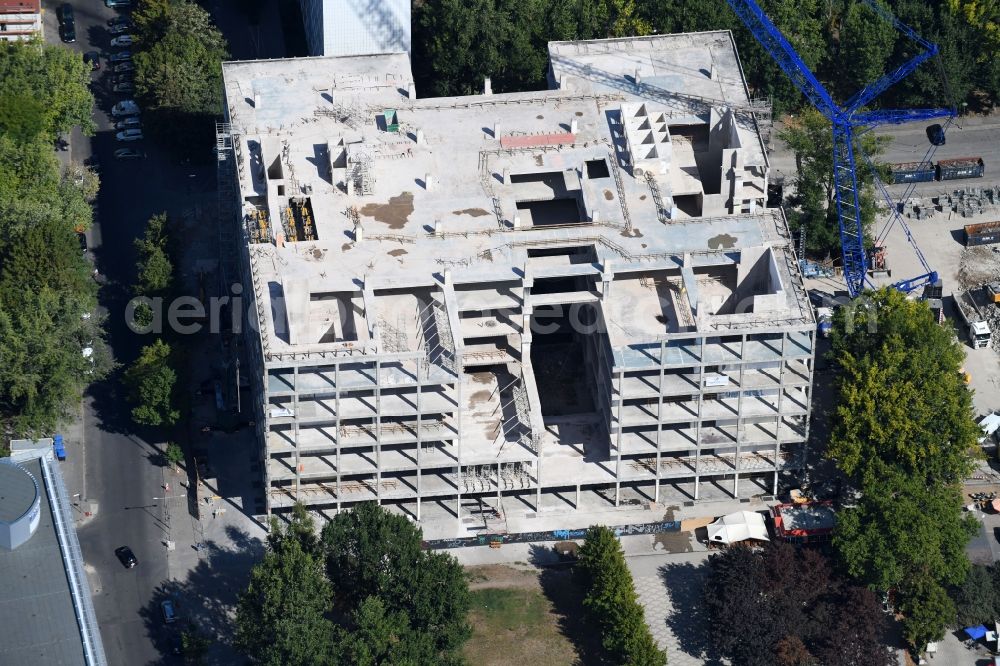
[768,115,1000,197]
[40,0,217,663]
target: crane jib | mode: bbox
[724,0,954,298]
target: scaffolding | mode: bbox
[347,147,375,195]
[215,122,240,289]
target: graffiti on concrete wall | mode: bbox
[422,519,681,550]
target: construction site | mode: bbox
[216,32,816,527]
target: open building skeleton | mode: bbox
[217,31,816,525]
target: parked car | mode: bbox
[109,51,132,62]
[161,599,178,624]
[116,128,144,142]
[113,81,135,93]
[59,20,76,43]
[105,0,133,7]
[113,62,135,73]
[114,546,137,568]
[58,3,73,23]
[108,22,130,34]
[110,34,134,47]
[107,16,129,28]
[112,73,133,85]
[114,148,146,160]
[115,117,141,130]
[77,231,88,254]
[111,99,140,116]
[83,51,100,71]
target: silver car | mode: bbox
[115,117,141,130]
[116,128,143,142]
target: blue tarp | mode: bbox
[964,625,987,640]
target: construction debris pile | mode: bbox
[958,246,1000,290]
[893,186,1000,220]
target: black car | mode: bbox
[58,3,74,23]
[60,21,76,43]
[77,231,88,254]
[115,546,137,568]
[926,123,946,146]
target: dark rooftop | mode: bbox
[0,461,38,523]
[0,458,87,665]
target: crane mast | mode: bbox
[724,0,954,297]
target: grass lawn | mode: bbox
[462,565,592,665]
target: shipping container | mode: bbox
[937,157,985,181]
[889,161,935,184]
[965,221,1000,246]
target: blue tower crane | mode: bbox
[724,0,955,297]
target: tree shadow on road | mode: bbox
[659,560,724,666]
[138,525,264,664]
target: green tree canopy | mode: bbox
[0,111,107,435]
[833,468,976,593]
[321,502,471,656]
[134,213,174,297]
[236,521,335,666]
[132,0,228,151]
[777,107,888,260]
[839,0,898,97]
[828,289,977,486]
[951,564,999,627]
[576,525,667,665]
[123,339,180,427]
[0,39,95,140]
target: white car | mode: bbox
[111,100,140,116]
[116,128,144,142]
[115,117,141,130]
[110,34,133,46]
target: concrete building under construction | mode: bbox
[218,32,815,525]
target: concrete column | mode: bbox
[416,129,425,145]
[484,77,492,95]
[570,118,579,134]
[425,174,434,191]
[734,351,746,499]
[535,460,542,512]
[692,335,706,501]
[416,360,423,522]
[614,367,625,506]
[654,339,666,503]
[335,362,342,513]
[497,463,502,506]
[502,168,510,185]
[512,214,521,229]
[375,359,382,505]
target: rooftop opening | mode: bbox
[510,172,563,185]
[282,197,318,242]
[529,302,601,419]
[311,291,359,343]
[515,198,583,227]
[585,158,610,179]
